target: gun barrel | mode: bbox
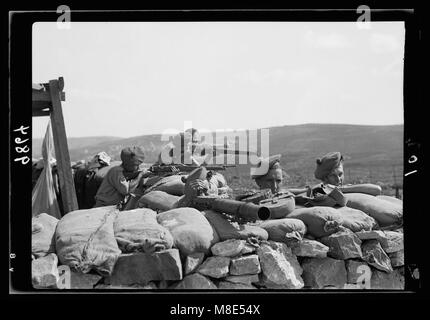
[211,149,256,156]
[210,198,271,221]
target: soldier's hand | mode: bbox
[189,179,208,192]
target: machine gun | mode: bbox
[149,163,236,174]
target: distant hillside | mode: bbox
[229,123,404,192]
[32,136,122,159]
[33,123,403,194]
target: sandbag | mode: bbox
[345,193,402,228]
[287,207,342,238]
[138,190,180,212]
[336,206,378,232]
[376,195,403,206]
[114,208,174,253]
[55,206,121,276]
[32,213,58,258]
[259,218,307,243]
[157,207,220,256]
[144,174,185,196]
[340,184,382,196]
[202,210,268,241]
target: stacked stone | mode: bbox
[32,211,404,290]
[32,253,105,289]
[166,239,306,290]
[298,228,404,289]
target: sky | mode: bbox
[32,21,405,139]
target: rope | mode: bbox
[79,207,118,272]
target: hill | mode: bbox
[32,136,123,159]
[33,123,403,195]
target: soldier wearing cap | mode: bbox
[94,146,146,207]
[314,151,344,186]
[251,154,284,194]
[313,151,382,197]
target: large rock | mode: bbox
[361,240,393,273]
[158,280,170,289]
[290,239,329,258]
[32,253,59,289]
[301,257,347,289]
[197,256,230,279]
[95,283,158,289]
[355,230,388,248]
[257,241,304,289]
[241,243,257,255]
[106,249,182,286]
[224,274,260,285]
[345,260,372,284]
[211,239,246,257]
[230,255,261,276]
[319,229,363,260]
[217,281,257,290]
[388,250,404,267]
[184,252,205,275]
[382,231,404,253]
[65,271,102,289]
[344,283,368,289]
[371,267,404,289]
[175,273,217,289]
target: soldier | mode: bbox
[73,151,115,209]
[155,128,231,198]
[251,154,284,194]
[157,128,200,166]
[236,154,288,202]
[313,151,381,196]
[235,154,295,218]
[93,146,146,208]
[314,151,344,186]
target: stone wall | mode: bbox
[32,223,404,290]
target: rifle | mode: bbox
[201,146,256,157]
[149,163,236,174]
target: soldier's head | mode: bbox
[314,151,344,186]
[121,146,145,172]
[184,128,200,143]
[252,154,283,194]
[167,128,200,163]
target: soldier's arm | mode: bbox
[108,168,130,196]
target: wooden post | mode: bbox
[48,77,78,213]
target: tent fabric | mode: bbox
[31,121,62,219]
